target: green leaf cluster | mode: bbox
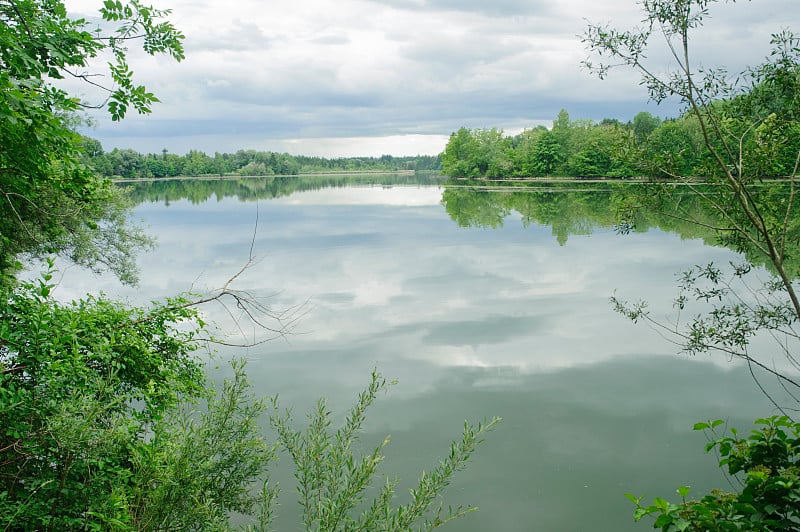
[628,417,800,531]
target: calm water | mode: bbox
[57,179,782,531]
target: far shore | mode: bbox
[113,173,792,186]
[112,169,421,183]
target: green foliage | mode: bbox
[440,114,640,179]
[442,128,482,178]
[584,2,800,185]
[0,266,496,530]
[271,369,501,531]
[632,112,661,145]
[627,416,800,531]
[0,260,293,531]
[640,119,704,178]
[85,145,442,179]
[0,0,183,283]
[531,131,567,176]
[439,104,799,182]
[130,360,277,531]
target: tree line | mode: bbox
[442,104,800,180]
[82,139,442,179]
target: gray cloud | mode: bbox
[71,0,797,155]
[203,82,385,109]
[188,19,276,52]
[364,0,553,18]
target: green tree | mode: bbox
[553,108,571,133]
[474,128,512,178]
[183,149,215,176]
[0,0,184,284]
[442,128,480,178]
[530,131,566,176]
[566,121,633,177]
[239,161,270,176]
[108,147,148,178]
[145,154,171,177]
[641,118,703,178]
[509,127,547,177]
[632,111,661,145]
[585,0,800,528]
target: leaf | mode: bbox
[624,493,642,504]
[654,513,673,528]
[653,497,669,511]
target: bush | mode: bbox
[628,416,800,531]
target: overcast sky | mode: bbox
[67,0,797,156]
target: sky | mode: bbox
[66,0,798,157]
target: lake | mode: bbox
[56,175,783,530]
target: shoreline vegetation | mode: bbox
[440,109,799,182]
[82,138,443,180]
[113,169,423,183]
[115,172,794,186]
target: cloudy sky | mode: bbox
[67,0,797,156]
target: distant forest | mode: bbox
[81,138,442,179]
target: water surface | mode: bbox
[58,178,782,530]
